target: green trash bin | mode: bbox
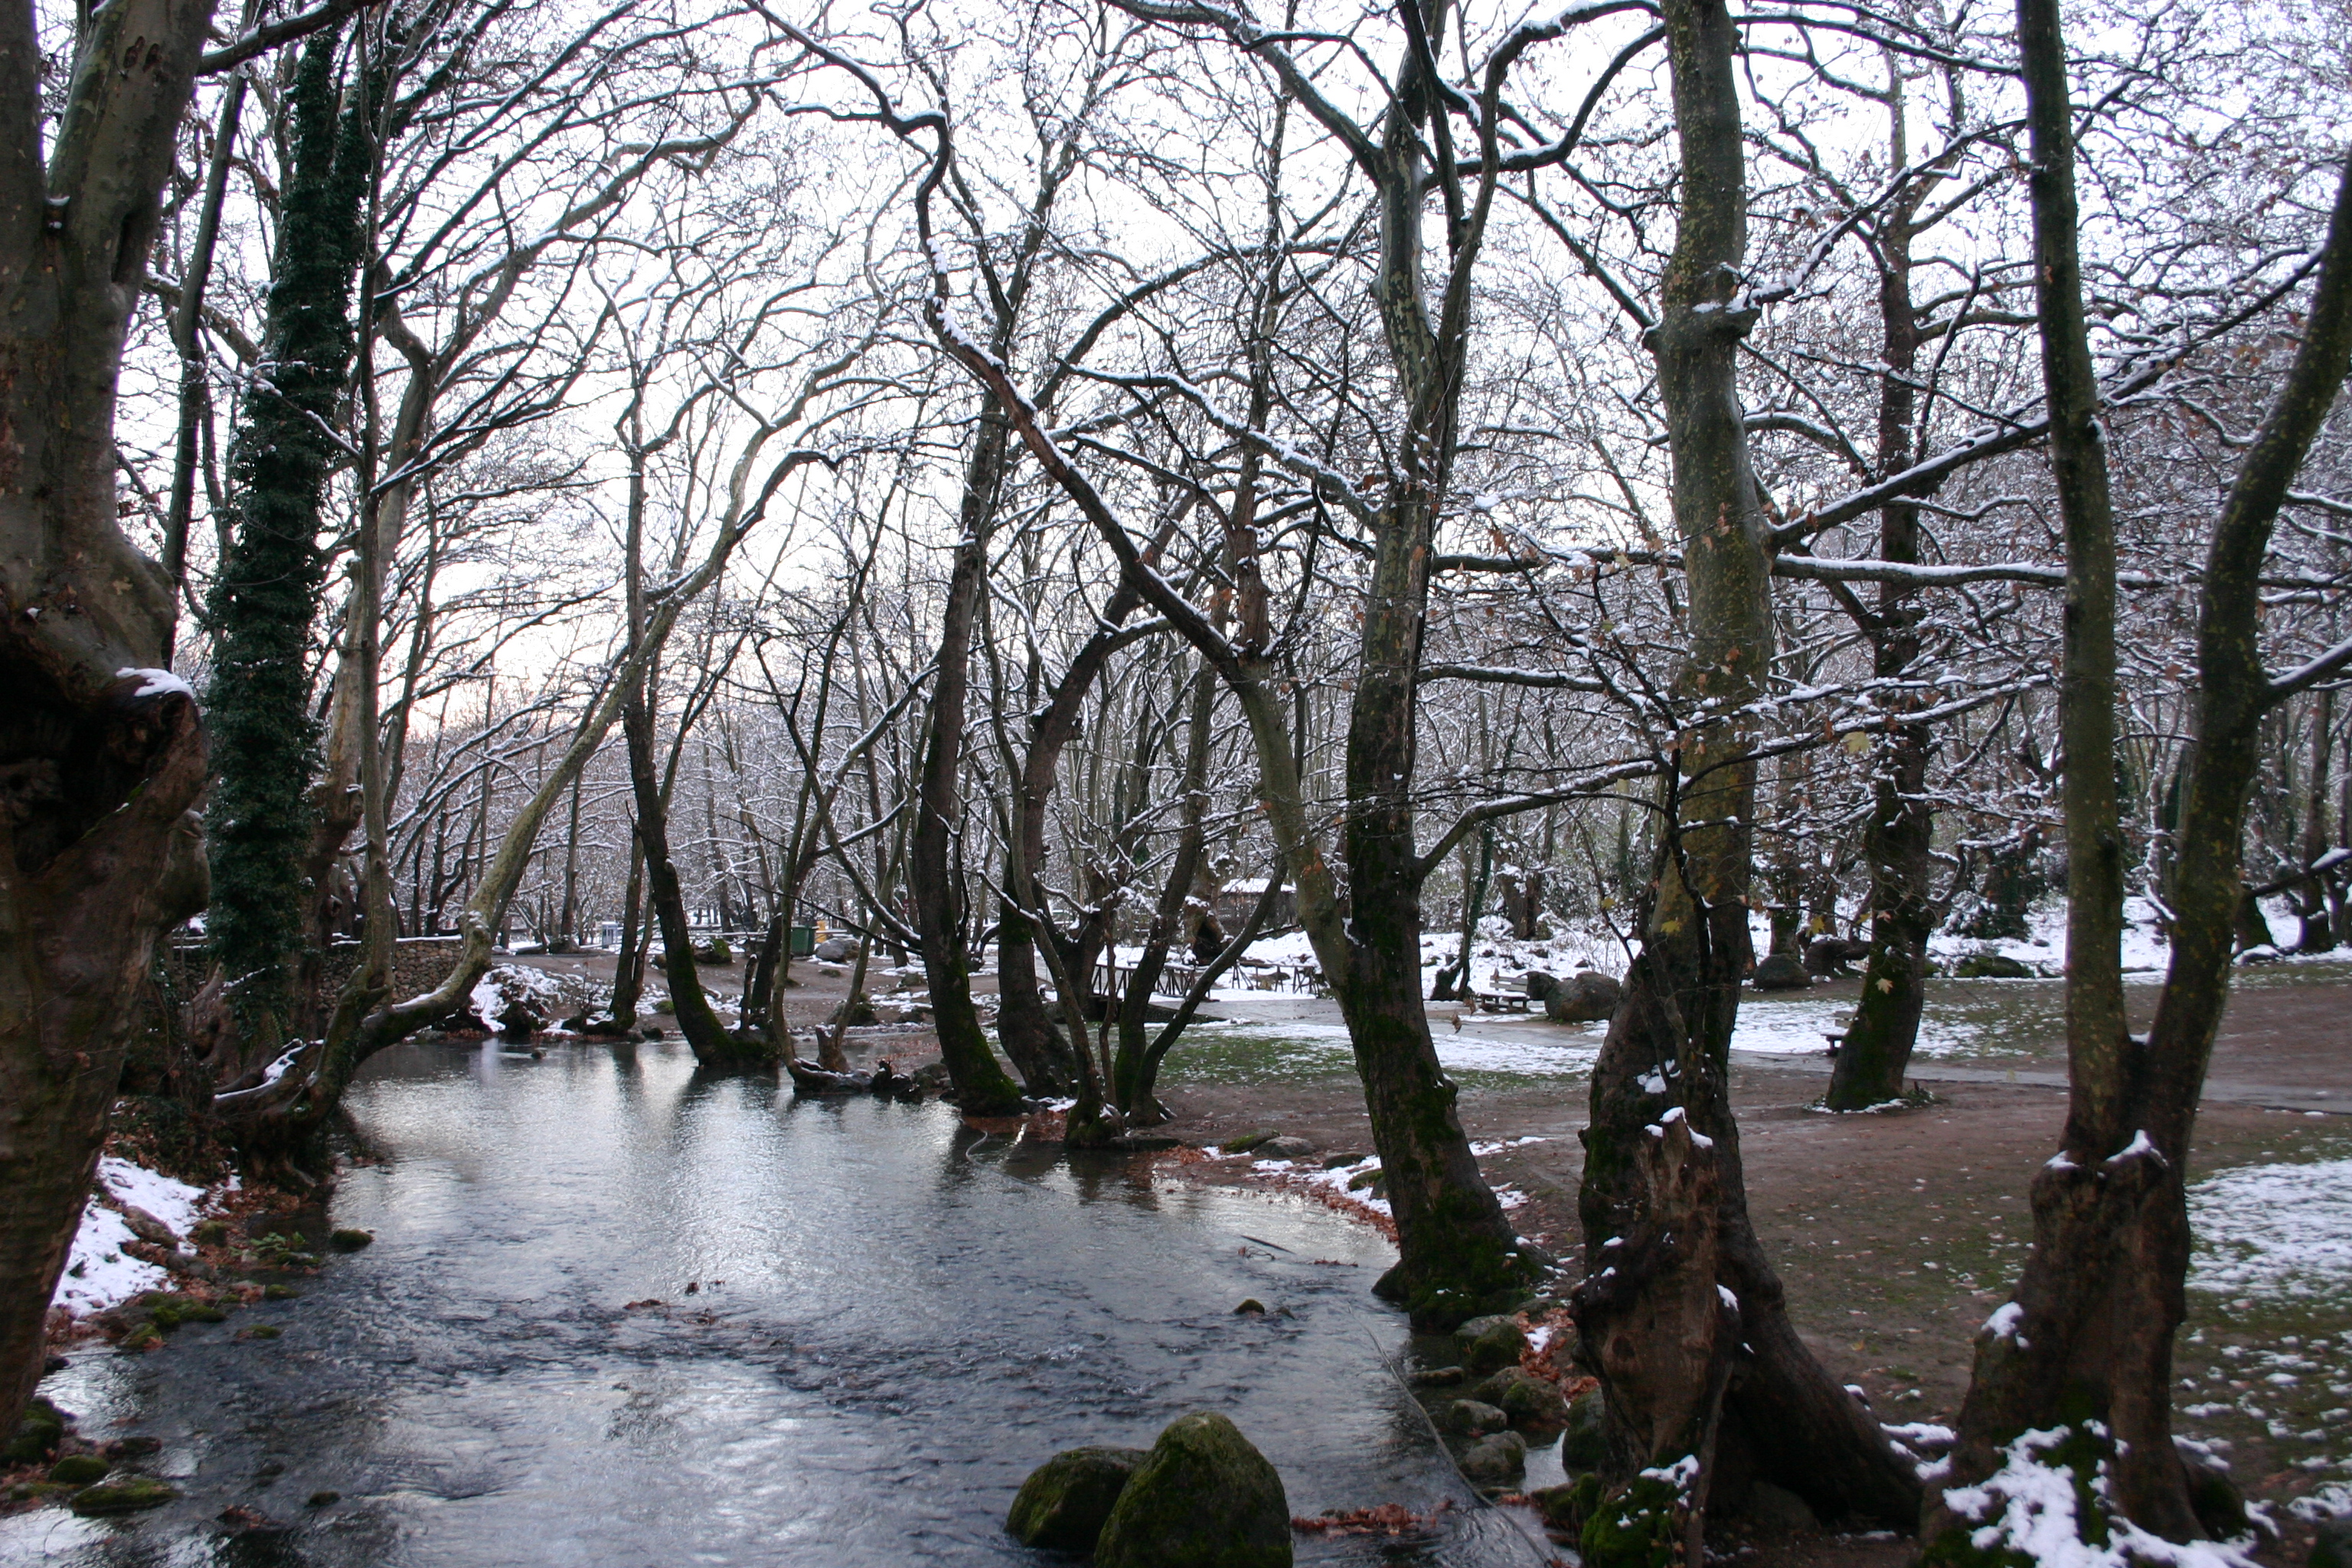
[789,925,816,957]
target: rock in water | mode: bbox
[69,1475,179,1515]
[1473,1367,1568,1429]
[1454,1314,1527,1374]
[1007,1446,1150,1551]
[1096,1411,1292,1568]
[1749,952,1811,990]
[1457,1430,1527,1485]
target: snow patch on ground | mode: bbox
[2187,1158,2352,1302]
[1942,1425,2265,1568]
[51,1157,219,1317]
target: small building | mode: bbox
[1214,878,1296,929]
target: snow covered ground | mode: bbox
[2188,1158,2352,1304]
[50,1155,227,1318]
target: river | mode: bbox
[6,1040,1547,1566]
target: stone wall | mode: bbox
[162,936,467,1004]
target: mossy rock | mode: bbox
[117,1324,161,1352]
[1560,1389,1608,1472]
[1441,1399,1508,1436]
[245,1325,282,1341]
[1579,1471,1686,1568]
[1472,1367,1567,1429]
[191,1220,230,1246]
[1954,952,2034,979]
[47,1454,111,1486]
[1456,1430,1527,1485]
[329,1229,374,1252]
[1530,1474,1606,1533]
[263,1284,300,1301]
[5,1396,66,1464]
[1096,1410,1291,1568]
[1222,1131,1279,1155]
[69,1475,180,1515]
[1454,1315,1526,1374]
[1005,1445,1148,1551]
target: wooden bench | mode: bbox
[1475,978,1534,1013]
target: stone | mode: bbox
[1456,1430,1527,1485]
[1803,936,1871,976]
[1743,1480,1816,1532]
[1006,1445,1150,1552]
[329,1229,374,1252]
[1521,971,1561,1002]
[1407,1365,1465,1387]
[1222,1131,1278,1155]
[119,1205,181,1248]
[1954,951,2034,979]
[1473,1367,1568,1429]
[1749,953,1812,991]
[1544,971,1621,1024]
[814,936,855,962]
[1441,1400,1508,1436]
[1095,1410,1291,1568]
[308,1491,341,1508]
[1233,1298,1267,1315]
[1454,1314,1526,1374]
[1560,1388,1608,1472]
[2311,1519,2352,1568]
[69,1475,180,1515]
[47,1454,110,1486]
[5,1396,66,1464]
[1261,1135,1315,1159]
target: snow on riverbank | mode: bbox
[50,1155,229,1318]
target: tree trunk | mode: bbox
[626,688,761,1067]
[909,404,1026,1114]
[202,24,374,1054]
[0,0,217,1438]
[1828,103,1940,1110]
[1574,0,1919,1538]
[2295,690,2337,952]
[1930,152,2352,1552]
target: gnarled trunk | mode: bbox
[1574,0,1920,1539]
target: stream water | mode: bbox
[7,1041,1547,1567]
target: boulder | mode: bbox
[1803,936,1871,976]
[1521,971,1561,1002]
[1749,952,1812,991]
[1095,1411,1292,1568]
[813,936,856,963]
[1742,1480,1817,1532]
[69,1475,179,1515]
[1560,1388,1608,1472]
[1954,951,2034,979]
[47,1454,109,1487]
[1473,1367,1568,1429]
[1454,1314,1526,1374]
[1456,1430,1527,1485]
[119,1205,181,1249]
[1441,1400,1508,1436]
[1260,1135,1315,1160]
[1544,971,1621,1024]
[1006,1445,1150,1552]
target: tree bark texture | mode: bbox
[0,0,217,1439]
[1933,153,2352,1549]
[1576,0,1920,1534]
[910,403,1027,1114]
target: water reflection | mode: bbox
[11,1041,1544,1566]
